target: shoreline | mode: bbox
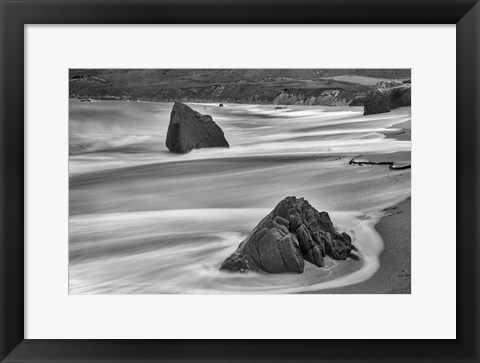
[70,97,361,108]
[308,116,412,294]
[314,198,411,294]
[70,97,411,112]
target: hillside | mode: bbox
[69,69,411,105]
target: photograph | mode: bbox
[68,69,411,294]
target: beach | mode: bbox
[313,198,411,294]
[69,100,411,294]
[312,121,412,294]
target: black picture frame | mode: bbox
[1,0,479,362]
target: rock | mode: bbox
[220,196,353,274]
[165,102,229,153]
[349,97,364,106]
[363,89,391,114]
[219,103,224,107]
[363,81,411,115]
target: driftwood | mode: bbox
[349,158,411,170]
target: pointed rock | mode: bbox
[166,102,229,153]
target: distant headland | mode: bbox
[69,69,411,110]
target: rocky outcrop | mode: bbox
[165,102,229,153]
[349,97,365,106]
[220,196,353,274]
[363,81,411,115]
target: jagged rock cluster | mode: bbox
[165,102,229,153]
[363,81,411,115]
[220,196,353,274]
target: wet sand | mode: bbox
[311,114,412,294]
[311,111,412,295]
[314,198,411,294]
[385,119,411,141]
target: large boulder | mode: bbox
[363,81,411,115]
[220,196,353,274]
[166,102,229,153]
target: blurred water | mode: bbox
[69,100,411,294]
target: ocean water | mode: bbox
[69,100,411,294]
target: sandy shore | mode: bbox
[311,114,412,294]
[385,119,411,141]
[314,117,411,294]
[314,198,411,294]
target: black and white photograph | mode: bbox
[69,69,411,294]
